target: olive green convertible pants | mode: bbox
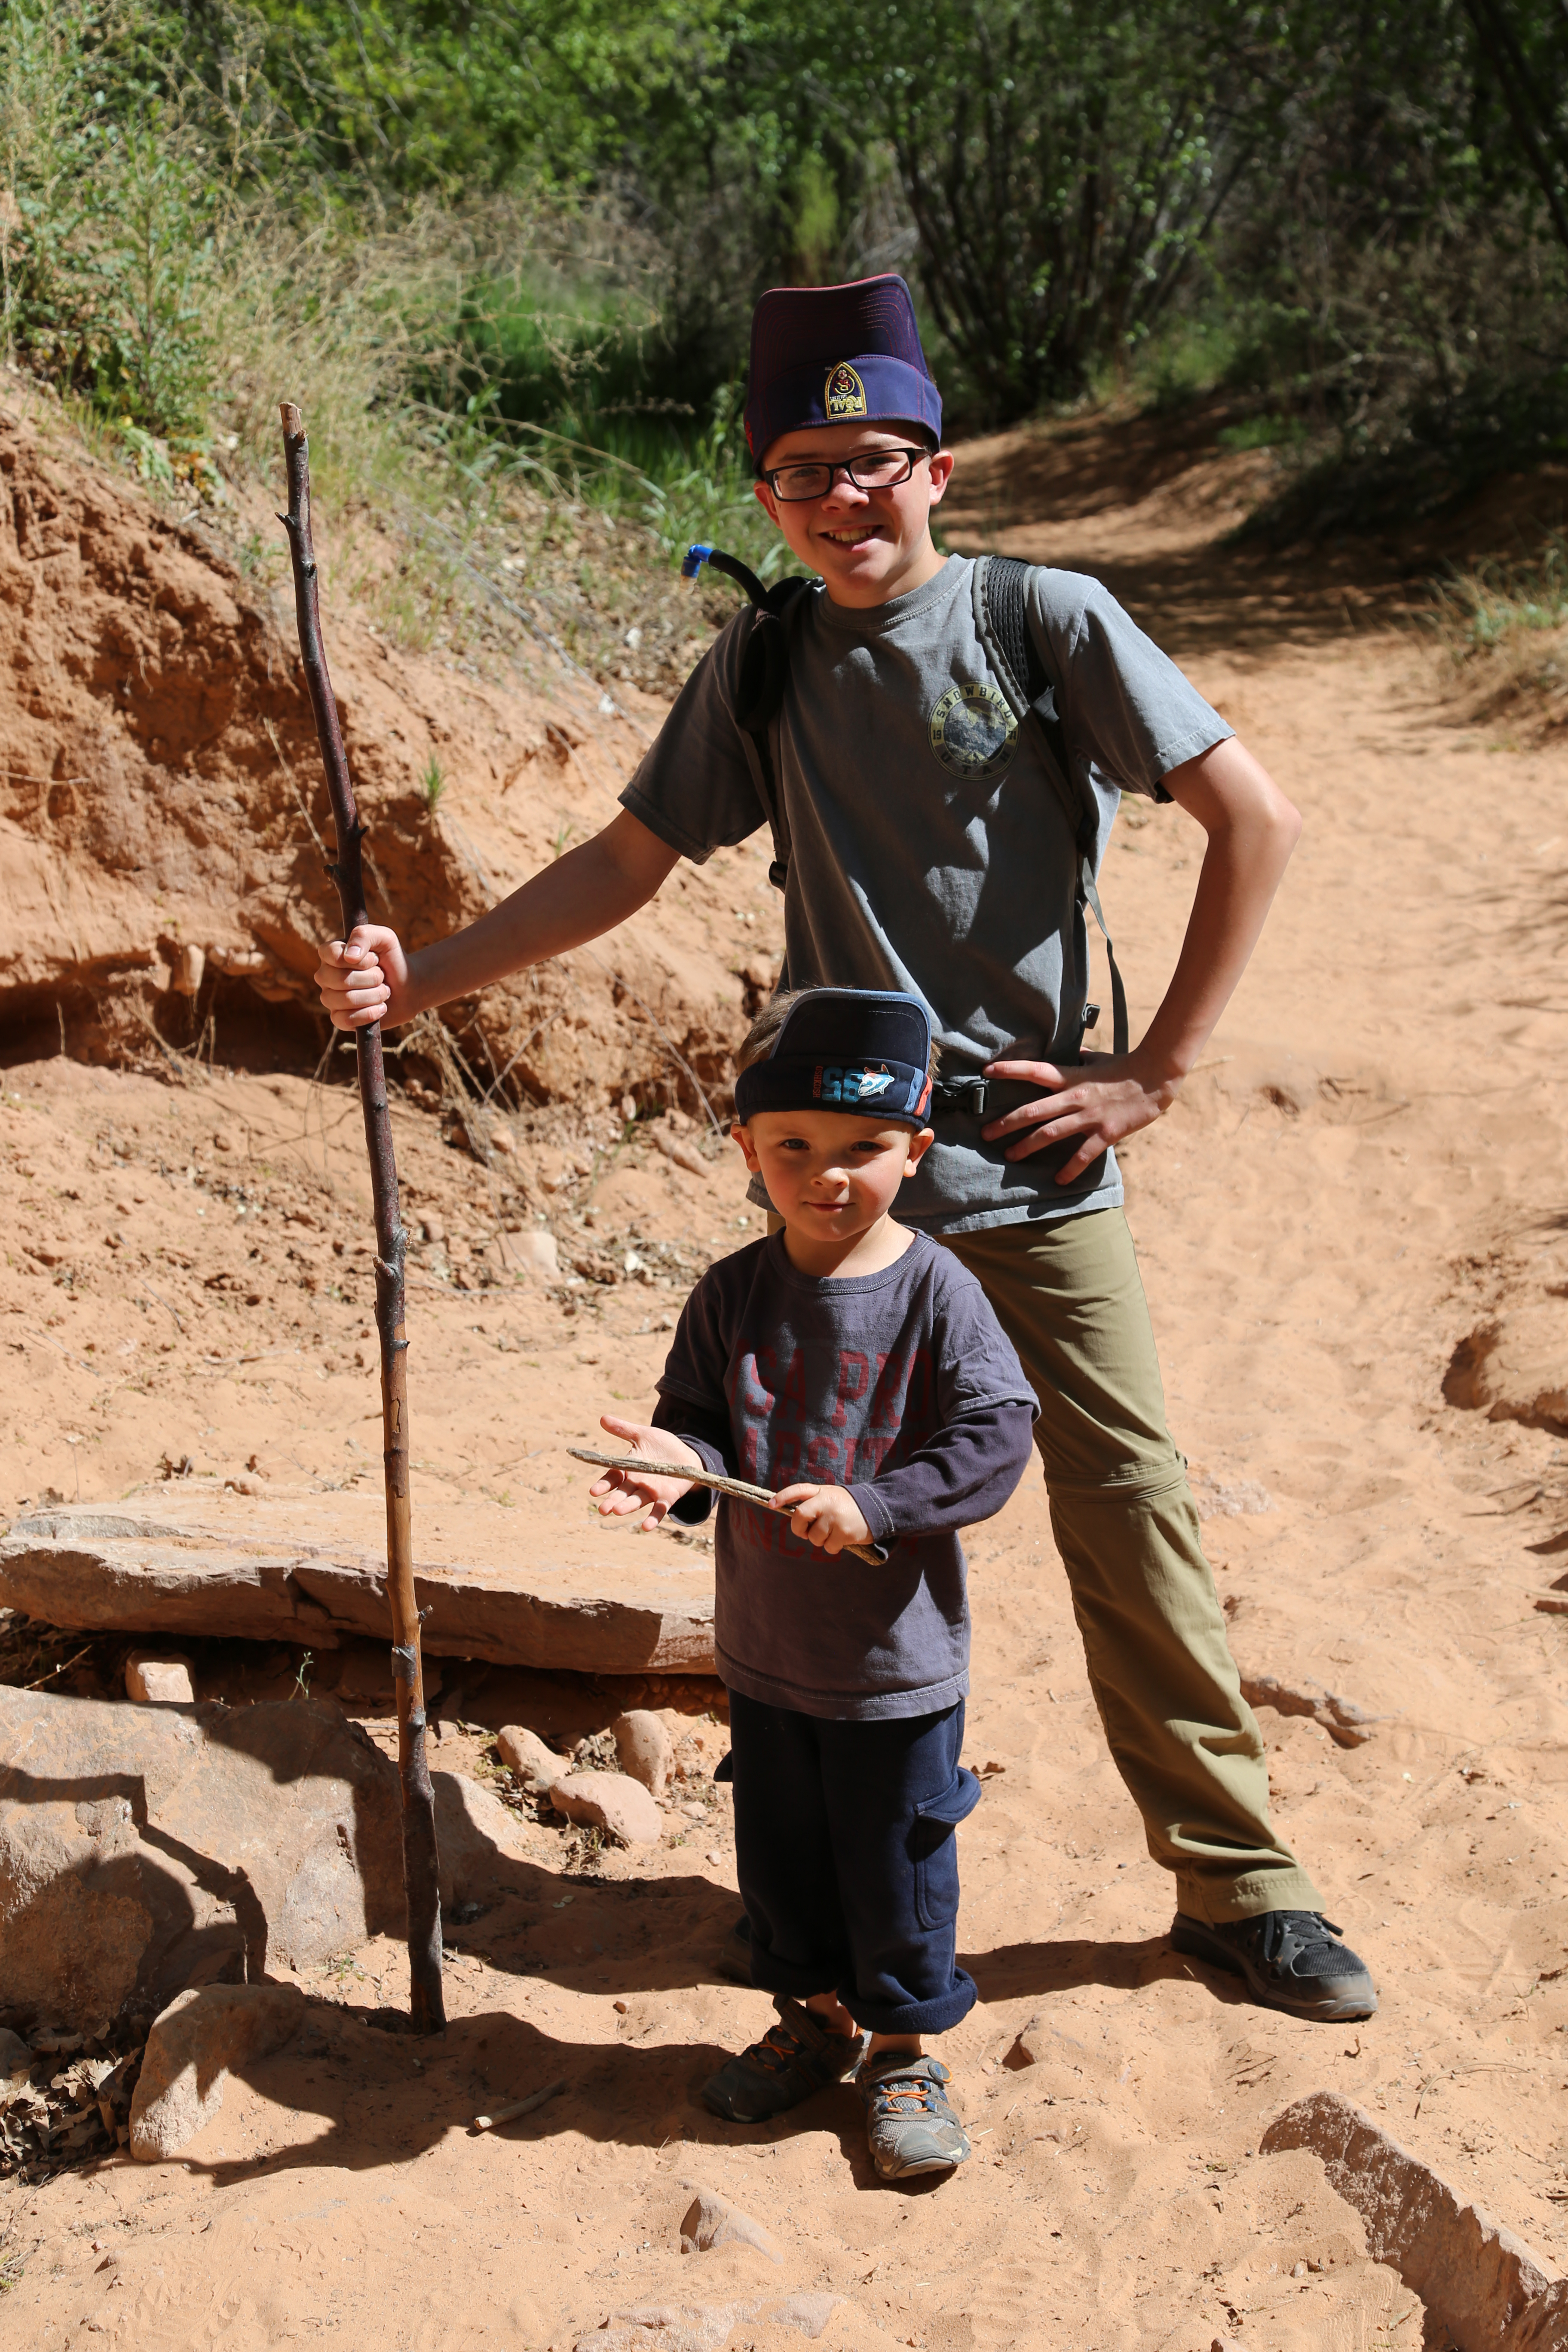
[939,1207,1321,1925]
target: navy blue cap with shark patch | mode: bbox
[734,989,934,1130]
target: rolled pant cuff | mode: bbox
[747,1950,978,2039]
[834,1966,977,2039]
[1176,1868,1323,1926]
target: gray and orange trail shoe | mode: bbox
[858,2052,971,2181]
[702,1996,866,2123]
[1172,1910,1378,2022]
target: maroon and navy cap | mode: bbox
[744,275,942,472]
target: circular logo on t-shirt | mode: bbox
[928,683,1017,778]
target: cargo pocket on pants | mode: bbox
[910,1765,983,1932]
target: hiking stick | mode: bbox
[277,402,444,2036]
[568,1446,883,1564]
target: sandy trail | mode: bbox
[3,425,1567,2352]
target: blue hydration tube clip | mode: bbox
[681,542,714,584]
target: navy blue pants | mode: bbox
[726,1691,981,2037]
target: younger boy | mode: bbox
[586,986,1037,2180]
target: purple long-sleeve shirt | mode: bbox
[652,1229,1038,1720]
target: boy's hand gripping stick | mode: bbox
[569,1446,883,1564]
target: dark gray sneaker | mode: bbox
[1172,1910,1378,2022]
[858,2052,971,2180]
[702,1996,865,2122]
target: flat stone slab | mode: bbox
[1261,2091,1566,2349]
[0,1489,715,1677]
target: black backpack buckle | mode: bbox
[931,1074,989,1118]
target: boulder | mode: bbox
[0,1687,547,2030]
[129,1981,304,2160]
[679,2188,780,2263]
[613,1709,671,1800]
[497,1724,563,1789]
[548,1770,662,1847]
[0,1687,407,2030]
[125,1654,196,1706]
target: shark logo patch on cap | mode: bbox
[824,361,867,420]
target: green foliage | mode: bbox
[422,756,446,810]
[802,0,1246,421]
[3,0,1565,597]
[0,0,221,441]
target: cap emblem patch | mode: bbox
[811,1062,894,1106]
[824,362,867,420]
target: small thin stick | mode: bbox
[471,2079,567,2133]
[568,1447,882,1565]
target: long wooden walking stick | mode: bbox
[277,401,445,2036]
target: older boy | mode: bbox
[586,986,1038,2179]
[316,274,1376,2024]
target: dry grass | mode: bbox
[1431,536,1568,734]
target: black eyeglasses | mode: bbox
[760,447,930,502]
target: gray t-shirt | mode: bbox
[622,556,1231,1233]
[652,1230,1037,1720]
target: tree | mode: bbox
[812,0,1254,421]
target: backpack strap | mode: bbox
[683,544,813,892]
[972,553,1128,1058]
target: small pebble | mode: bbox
[706,1850,723,1865]
[613,2000,628,2014]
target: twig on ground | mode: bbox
[470,2079,567,2133]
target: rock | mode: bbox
[497,1724,564,1789]
[0,1686,404,2030]
[680,2188,781,2263]
[1444,1307,1568,1432]
[1239,1672,1380,1749]
[1212,2338,1250,2352]
[1260,2091,1555,2347]
[1507,2278,1568,2351]
[125,1653,196,1705]
[574,2305,756,2352]
[432,1770,533,1904]
[1193,1478,1272,1519]
[548,1770,662,1847]
[507,1229,559,1280]
[654,1127,709,1180]
[172,943,205,996]
[0,2026,31,2099]
[612,1709,671,1800]
[1005,2013,1087,2069]
[0,1494,716,1677]
[129,1981,303,2160]
[769,2294,846,2341]
[574,2297,843,2352]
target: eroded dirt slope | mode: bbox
[0,390,765,1117]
